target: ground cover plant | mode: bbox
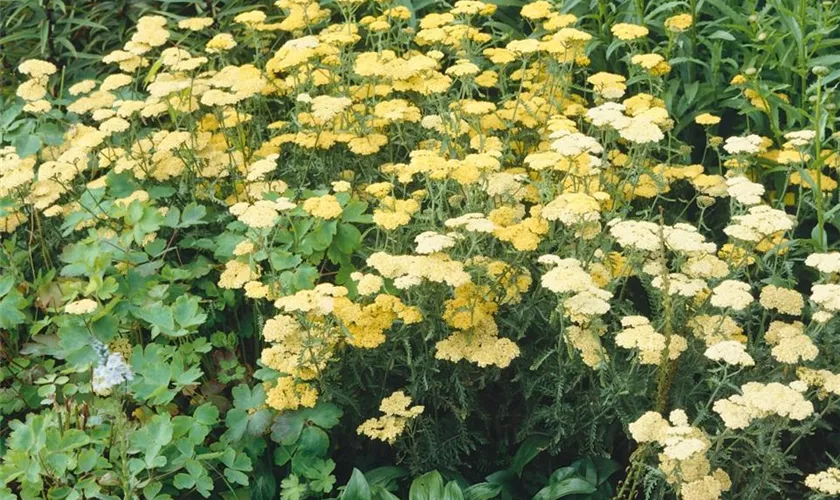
[3,0,840,498]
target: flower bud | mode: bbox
[812,65,830,77]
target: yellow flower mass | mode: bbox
[5,3,840,497]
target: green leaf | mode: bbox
[0,275,16,296]
[143,481,163,499]
[178,203,207,228]
[134,304,174,338]
[269,251,302,271]
[292,265,319,291]
[172,294,207,330]
[297,426,329,457]
[77,448,98,473]
[304,458,336,493]
[340,200,371,223]
[409,471,445,500]
[509,435,550,476]
[58,429,89,451]
[149,415,174,446]
[274,445,295,466]
[225,468,250,486]
[444,482,465,500]
[271,412,305,445]
[14,135,40,157]
[303,402,343,429]
[342,469,372,500]
[309,220,337,251]
[224,408,250,442]
[334,223,362,254]
[220,449,253,486]
[708,30,735,41]
[463,483,502,500]
[225,385,271,441]
[194,403,219,426]
[531,478,596,500]
[365,467,408,488]
[281,474,307,500]
[0,289,27,329]
[173,473,195,490]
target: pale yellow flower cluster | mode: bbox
[758,285,804,316]
[704,340,754,367]
[357,391,424,444]
[713,382,814,429]
[539,256,613,366]
[616,316,687,365]
[765,321,818,364]
[302,194,343,219]
[805,468,840,495]
[16,59,57,114]
[64,298,99,315]
[629,410,731,500]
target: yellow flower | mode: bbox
[234,10,267,26]
[611,23,649,41]
[178,17,214,30]
[266,378,319,411]
[23,100,52,114]
[68,80,97,96]
[18,59,57,78]
[695,113,721,126]
[506,38,541,55]
[806,468,840,495]
[206,33,237,53]
[302,194,343,219]
[16,80,47,101]
[521,0,553,20]
[64,299,98,315]
[664,13,693,32]
[631,53,664,70]
[357,391,424,444]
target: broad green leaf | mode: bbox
[302,402,343,429]
[409,471,445,500]
[464,483,502,500]
[531,478,596,500]
[178,203,207,228]
[172,294,207,330]
[342,468,372,500]
[193,403,219,426]
[297,426,329,457]
[444,482,465,500]
[509,435,550,476]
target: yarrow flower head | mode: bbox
[723,134,763,155]
[357,391,424,444]
[805,468,840,495]
[65,298,98,315]
[611,23,649,41]
[664,13,693,33]
[695,113,721,126]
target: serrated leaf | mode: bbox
[194,403,219,426]
[179,203,207,228]
[303,402,343,429]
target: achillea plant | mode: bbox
[2,0,840,498]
